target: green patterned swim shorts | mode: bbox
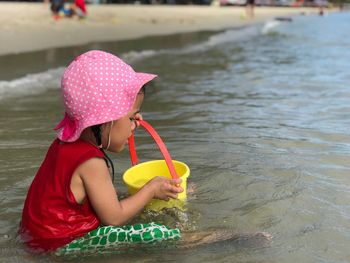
[55,222,181,255]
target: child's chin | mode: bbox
[107,145,124,153]
[115,145,125,153]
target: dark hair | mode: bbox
[91,124,115,182]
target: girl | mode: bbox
[20,50,184,254]
[20,50,272,255]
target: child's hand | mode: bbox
[134,113,143,121]
[148,176,183,201]
[133,113,143,128]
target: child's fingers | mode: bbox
[169,178,182,189]
[134,113,143,122]
[167,192,179,200]
[168,184,183,194]
[133,119,140,128]
[170,178,182,186]
[134,113,143,120]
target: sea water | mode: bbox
[1,12,350,262]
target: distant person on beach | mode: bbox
[19,50,271,255]
[245,0,255,19]
[73,0,87,19]
[314,0,329,15]
[50,0,65,19]
[50,0,87,20]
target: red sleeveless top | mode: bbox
[20,139,105,252]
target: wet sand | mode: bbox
[0,3,320,55]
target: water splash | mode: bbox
[0,67,64,101]
[261,20,282,35]
[121,49,159,63]
[121,24,269,62]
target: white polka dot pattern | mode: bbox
[54,50,157,142]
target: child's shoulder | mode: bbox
[53,138,104,158]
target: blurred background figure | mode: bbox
[50,0,65,19]
[73,0,87,19]
[245,0,255,19]
[49,0,87,20]
[315,0,328,15]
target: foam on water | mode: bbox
[261,20,282,35]
[121,21,283,61]
[121,49,159,63]
[0,67,64,101]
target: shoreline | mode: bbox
[0,3,321,56]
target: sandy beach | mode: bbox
[0,3,320,55]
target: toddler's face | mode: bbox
[105,93,144,152]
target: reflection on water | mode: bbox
[1,12,350,262]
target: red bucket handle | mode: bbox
[128,120,179,180]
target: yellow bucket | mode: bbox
[123,120,190,211]
[123,160,190,211]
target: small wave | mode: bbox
[121,49,160,63]
[122,25,265,61]
[0,67,64,101]
[181,26,262,54]
[207,26,261,46]
[261,20,282,35]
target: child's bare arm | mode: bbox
[77,157,182,226]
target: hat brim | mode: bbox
[135,72,157,90]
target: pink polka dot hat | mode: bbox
[54,50,157,142]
